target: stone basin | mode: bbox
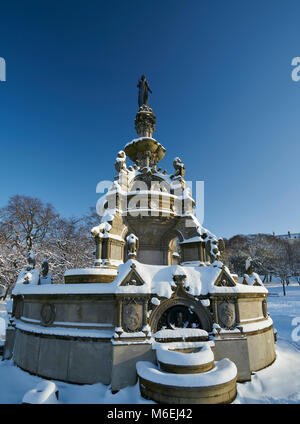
[125,137,166,162]
[156,343,214,374]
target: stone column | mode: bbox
[94,235,102,267]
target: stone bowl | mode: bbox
[125,137,166,162]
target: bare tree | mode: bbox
[0,195,59,250]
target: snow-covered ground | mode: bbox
[0,284,299,404]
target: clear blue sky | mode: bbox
[0,0,300,239]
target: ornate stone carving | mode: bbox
[135,106,156,138]
[150,295,213,333]
[122,301,143,332]
[40,303,56,326]
[218,301,236,330]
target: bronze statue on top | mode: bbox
[137,75,152,108]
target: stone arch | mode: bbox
[160,228,184,265]
[149,296,213,333]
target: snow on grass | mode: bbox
[235,341,300,404]
[234,285,300,404]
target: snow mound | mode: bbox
[22,381,59,404]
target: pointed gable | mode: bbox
[214,267,236,287]
[119,263,145,287]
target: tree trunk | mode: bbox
[281,279,286,296]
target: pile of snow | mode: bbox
[22,381,59,404]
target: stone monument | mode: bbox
[8,77,276,404]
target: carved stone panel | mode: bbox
[122,301,143,332]
[40,303,56,326]
[218,301,236,330]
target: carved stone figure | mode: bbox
[137,75,152,107]
[171,157,185,179]
[115,151,128,174]
[126,233,139,259]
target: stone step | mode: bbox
[156,343,215,374]
[136,359,237,404]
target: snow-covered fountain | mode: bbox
[7,78,276,403]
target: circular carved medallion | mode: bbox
[40,303,56,326]
[218,301,236,329]
[122,303,143,332]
